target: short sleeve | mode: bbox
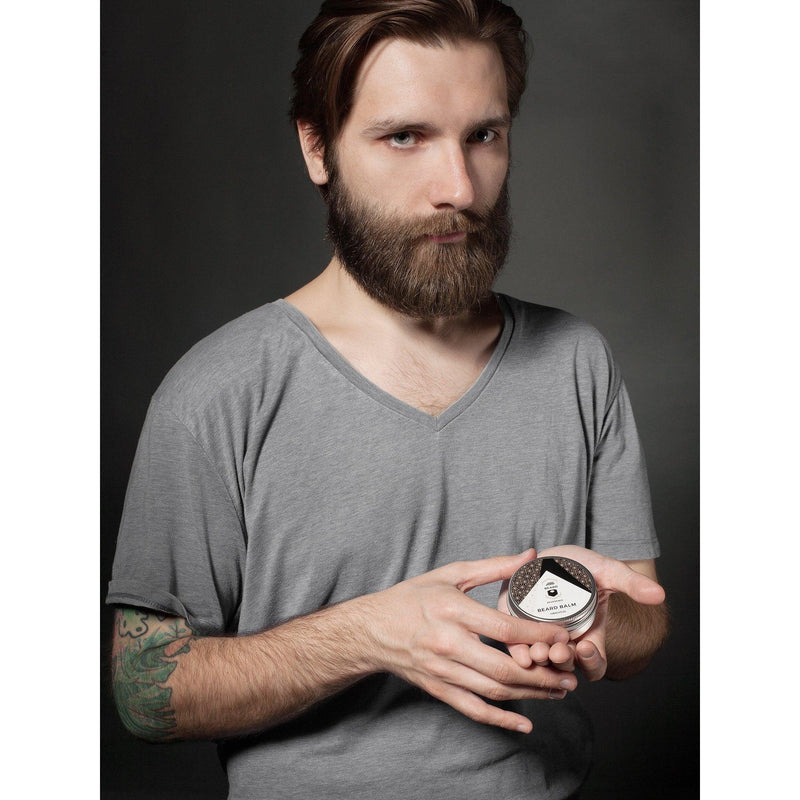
[106,399,246,635]
[586,380,660,561]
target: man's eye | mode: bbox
[389,131,417,147]
[472,129,497,144]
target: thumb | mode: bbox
[597,560,665,605]
[436,549,537,592]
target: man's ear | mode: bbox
[297,121,329,186]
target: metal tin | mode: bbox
[507,556,598,637]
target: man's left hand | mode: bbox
[498,545,665,682]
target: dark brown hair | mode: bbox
[290,0,529,152]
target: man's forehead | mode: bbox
[348,37,510,128]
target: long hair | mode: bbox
[289,0,529,153]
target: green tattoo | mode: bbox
[116,609,151,638]
[112,609,192,741]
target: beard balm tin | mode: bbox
[508,556,598,637]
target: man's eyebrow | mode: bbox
[473,114,512,130]
[361,118,439,136]
[361,114,512,137]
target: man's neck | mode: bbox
[283,259,504,417]
[285,258,500,347]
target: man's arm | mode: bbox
[110,600,376,742]
[603,558,670,679]
[111,550,584,742]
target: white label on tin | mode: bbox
[518,570,592,620]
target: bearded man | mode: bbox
[107,2,669,799]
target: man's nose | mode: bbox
[427,144,475,211]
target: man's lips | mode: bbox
[427,231,468,244]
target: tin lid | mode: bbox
[508,556,598,632]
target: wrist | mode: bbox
[336,591,392,676]
[333,577,423,678]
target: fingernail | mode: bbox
[559,679,573,690]
[548,689,567,700]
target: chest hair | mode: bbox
[346,345,486,417]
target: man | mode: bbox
[108,1,669,798]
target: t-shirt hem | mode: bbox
[106,580,191,622]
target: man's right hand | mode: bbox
[111,550,576,742]
[359,550,578,733]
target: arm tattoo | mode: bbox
[112,608,192,741]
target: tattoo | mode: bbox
[116,609,150,638]
[112,609,192,741]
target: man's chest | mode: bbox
[315,308,503,418]
[235,394,593,631]
[361,354,484,416]
[327,342,490,417]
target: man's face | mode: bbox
[323,38,512,318]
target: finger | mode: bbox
[530,641,551,666]
[548,641,576,672]
[575,640,607,682]
[445,661,572,701]
[438,632,578,693]
[531,641,575,671]
[605,568,665,605]
[499,582,544,670]
[507,642,532,668]
[451,599,570,647]
[593,560,665,605]
[425,679,535,733]
[496,579,511,615]
[539,546,664,605]
[424,660,573,708]
[435,550,537,592]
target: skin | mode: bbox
[112,611,191,740]
[302,38,510,228]
[291,39,511,415]
[111,548,666,742]
[111,39,669,744]
[499,548,668,682]
[112,552,578,740]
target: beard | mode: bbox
[325,166,512,319]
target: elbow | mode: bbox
[112,675,181,743]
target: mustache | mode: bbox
[397,209,489,240]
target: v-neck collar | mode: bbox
[275,294,515,432]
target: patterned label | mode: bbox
[517,569,592,619]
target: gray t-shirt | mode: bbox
[108,294,659,800]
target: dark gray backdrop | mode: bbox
[101,2,699,798]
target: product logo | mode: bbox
[519,569,592,620]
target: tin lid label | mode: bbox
[517,569,593,619]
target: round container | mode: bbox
[507,556,598,637]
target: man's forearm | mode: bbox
[112,598,378,742]
[603,593,670,680]
[112,553,588,743]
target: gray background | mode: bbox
[101,1,698,797]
